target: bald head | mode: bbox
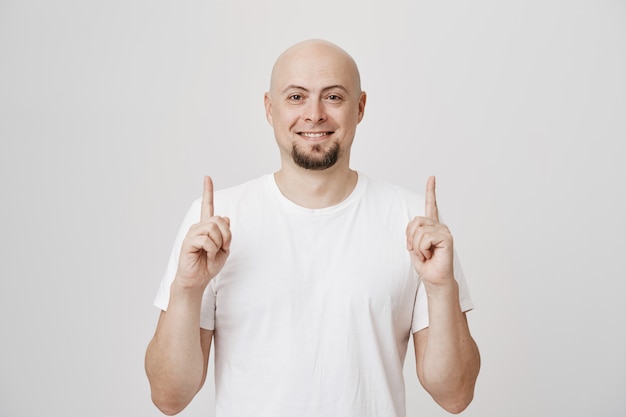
[268,39,362,97]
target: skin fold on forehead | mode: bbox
[268,39,362,96]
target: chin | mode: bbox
[291,142,340,170]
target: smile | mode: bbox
[298,132,332,139]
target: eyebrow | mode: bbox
[281,84,350,94]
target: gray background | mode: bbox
[1,0,625,416]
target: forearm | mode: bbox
[417,281,480,413]
[145,280,209,415]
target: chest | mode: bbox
[213,207,418,334]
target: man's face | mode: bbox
[265,42,366,171]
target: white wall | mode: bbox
[1,1,624,416]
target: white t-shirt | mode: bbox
[154,173,473,417]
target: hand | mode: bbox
[406,176,455,288]
[175,176,232,291]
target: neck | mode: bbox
[274,165,358,209]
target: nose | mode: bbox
[304,99,326,124]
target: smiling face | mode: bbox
[264,40,366,171]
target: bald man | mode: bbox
[145,40,480,417]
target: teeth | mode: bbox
[301,132,328,138]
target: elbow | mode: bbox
[148,381,194,416]
[145,358,198,415]
[424,372,478,414]
[437,391,474,414]
[146,376,189,415]
[151,394,187,416]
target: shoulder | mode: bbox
[180,175,270,223]
[360,173,424,215]
[211,175,273,214]
[215,175,270,199]
[186,175,270,209]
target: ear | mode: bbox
[264,92,274,126]
[357,91,367,123]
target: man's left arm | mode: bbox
[406,176,480,414]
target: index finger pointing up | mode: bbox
[425,175,439,221]
[201,175,214,220]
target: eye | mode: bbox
[288,94,303,101]
[326,94,342,102]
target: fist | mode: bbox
[406,176,455,288]
[176,176,232,291]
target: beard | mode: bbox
[291,142,340,170]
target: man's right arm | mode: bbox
[145,176,231,415]
[145,305,213,415]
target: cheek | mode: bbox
[274,108,299,126]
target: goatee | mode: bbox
[291,142,340,170]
